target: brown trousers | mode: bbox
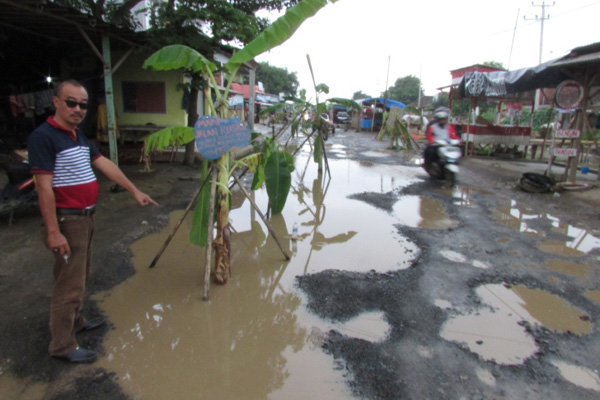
[48,215,94,356]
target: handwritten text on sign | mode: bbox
[551,147,578,157]
[555,129,580,138]
[194,116,250,160]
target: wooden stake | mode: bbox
[232,175,291,260]
[149,165,214,269]
[202,167,219,301]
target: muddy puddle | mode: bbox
[550,359,600,392]
[440,283,593,365]
[494,200,600,255]
[91,154,423,399]
[393,196,458,229]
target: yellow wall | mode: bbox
[113,52,188,127]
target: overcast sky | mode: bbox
[255,0,600,100]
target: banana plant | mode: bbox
[142,0,340,285]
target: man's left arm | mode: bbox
[92,156,158,206]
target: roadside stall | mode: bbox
[356,97,406,132]
[456,41,600,183]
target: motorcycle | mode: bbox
[311,113,335,141]
[0,151,37,225]
[423,139,462,185]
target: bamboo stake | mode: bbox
[202,167,219,301]
[149,165,214,269]
[232,175,291,260]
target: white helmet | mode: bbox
[434,107,450,120]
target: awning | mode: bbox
[457,41,600,99]
[358,97,406,110]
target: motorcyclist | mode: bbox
[424,107,459,168]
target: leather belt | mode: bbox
[56,206,96,216]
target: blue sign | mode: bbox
[194,116,251,160]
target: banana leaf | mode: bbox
[143,44,216,74]
[226,0,336,73]
[265,151,294,215]
[144,126,194,154]
[251,164,266,190]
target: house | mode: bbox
[0,1,257,163]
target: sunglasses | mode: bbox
[62,99,89,110]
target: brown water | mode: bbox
[543,259,591,277]
[440,283,593,365]
[92,155,424,399]
[0,375,46,400]
[584,290,600,305]
[393,196,458,229]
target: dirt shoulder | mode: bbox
[0,161,201,399]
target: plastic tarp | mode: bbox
[458,58,570,98]
[359,97,406,109]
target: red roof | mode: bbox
[450,64,505,79]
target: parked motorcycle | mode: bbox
[423,139,462,185]
[1,152,37,224]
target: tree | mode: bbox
[256,62,299,97]
[432,92,449,109]
[352,91,370,100]
[483,61,505,70]
[52,0,300,31]
[387,75,422,106]
[52,0,302,165]
[143,0,342,291]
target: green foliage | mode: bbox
[352,91,370,100]
[256,62,299,97]
[451,99,471,117]
[482,61,506,70]
[51,0,142,29]
[227,0,336,73]
[532,107,555,130]
[265,151,295,215]
[387,75,422,106]
[146,0,303,49]
[143,126,194,154]
[432,92,450,109]
[143,45,216,74]
[480,110,497,124]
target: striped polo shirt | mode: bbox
[28,116,101,209]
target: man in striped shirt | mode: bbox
[28,79,157,363]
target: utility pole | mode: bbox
[525,1,554,107]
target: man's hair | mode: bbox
[55,79,87,97]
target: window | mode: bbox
[122,81,166,113]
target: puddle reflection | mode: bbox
[494,200,600,255]
[393,196,458,229]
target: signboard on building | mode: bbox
[194,116,250,160]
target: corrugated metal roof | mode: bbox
[549,51,600,68]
